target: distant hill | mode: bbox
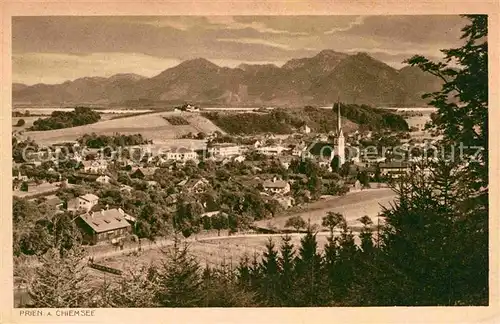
[202,105,409,135]
[13,50,442,107]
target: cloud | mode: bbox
[207,16,309,35]
[133,16,209,31]
[217,38,293,50]
[324,16,367,34]
[13,52,181,85]
[12,16,467,84]
[335,15,467,46]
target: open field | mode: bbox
[255,188,397,230]
[11,117,40,132]
[18,111,224,145]
[94,231,364,276]
[13,182,62,198]
[89,189,396,277]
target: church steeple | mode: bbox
[332,97,345,167]
[337,97,343,136]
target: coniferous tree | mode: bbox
[104,265,158,307]
[332,217,358,300]
[24,247,96,307]
[358,215,375,255]
[236,254,252,290]
[154,240,204,307]
[365,15,490,306]
[258,238,281,306]
[294,227,324,306]
[322,234,339,305]
[201,262,257,307]
[248,252,262,293]
[277,234,295,306]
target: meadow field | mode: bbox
[254,188,397,230]
[17,111,224,145]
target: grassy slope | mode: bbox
[18,112,224,145]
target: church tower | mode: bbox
[334,98,345,165]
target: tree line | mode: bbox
[77,133,152,148]
[203,105,409,136]
[28,107,101,131]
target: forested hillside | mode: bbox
[203,105,408,135]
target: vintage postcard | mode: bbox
[0,1,499,323]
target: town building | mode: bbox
[262,177,291,195]
[278,156,295,169]
[146,180,159,188]
[290,143,307,157]
[182,177,210,194]
[130,167,158,179]
[67,193,99,212]
[379,161,410,178]
[96,175,112,184]
[300,124,312,134]
[75,208,133,245]
[233,155,246,163]
[164,147,198,162]
[348,179,363,192]
[305,100,346,168]
[252,140,263,148]
[119,184,134,194]
[257,145,288,156]
[81,160,108,173]
[71,172,113,184]
[207,143,241,158]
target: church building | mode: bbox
[332,99,346,165]
[305,99,346,169]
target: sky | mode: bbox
[12,15,469,85]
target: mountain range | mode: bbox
[12,50,442,107]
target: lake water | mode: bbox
[14,106,438,115]
[201,107,260,111]
[13,107,154,115]
[320,106,437,112]
[378,107,438,112]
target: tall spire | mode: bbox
[337,97,342,134]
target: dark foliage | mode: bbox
[29,107,101,131]
[163,116,190,125]
[77,133,151,148]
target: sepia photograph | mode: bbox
[3,5,495,320]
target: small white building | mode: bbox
[96,175,112,184]
[262,178,291,195]
[82,160,108,173]
[234,155,246,163]
[252,140,263,148]
[257,145,287,156]
[119,184,134,194]
[300,124,311,134]
[67,193,100,212]
[165,148,197,162]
